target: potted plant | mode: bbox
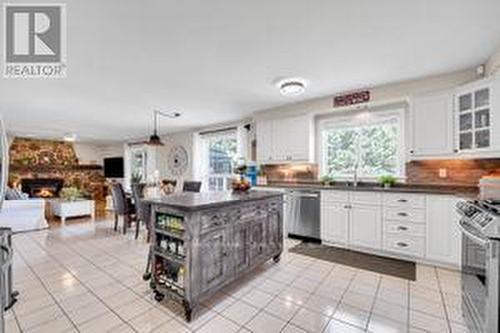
[320,175,335,186]
[60,187,82,201]
[378,175,397,189]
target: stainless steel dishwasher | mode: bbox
[286,189,321,242]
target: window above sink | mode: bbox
[317,108,406,180]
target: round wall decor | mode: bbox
[167,145,189,176]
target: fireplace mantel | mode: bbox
[10,164,102,172]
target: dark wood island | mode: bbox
[143,190,284,321]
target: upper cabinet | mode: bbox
[409,91,455,158]
[409,75,500,160]
[455,76,500,155]
[256,114,314,164]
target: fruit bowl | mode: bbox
[232,179,251,192]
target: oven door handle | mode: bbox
[458,219,489,247]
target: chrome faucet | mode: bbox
[352,162,359,187]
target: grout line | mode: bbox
[317,267,364,332]
[22,225,149,332]
[363,275,382,331]
[203,246,320,333]
[434,267,453,333]
[10,308,24,333]
[233,249,315,333]
[14,242,81,333]
[407,279,411,332]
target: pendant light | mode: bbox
[147,110,181,146]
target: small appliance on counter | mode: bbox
[245,162,258,186]
[479,174,500,199]
[455,199,500,333]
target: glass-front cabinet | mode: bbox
[457,87,491,150]
[456,76,500,155]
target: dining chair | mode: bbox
[110,182,135,234]
[182,181,202,192]
[131,183,149,240]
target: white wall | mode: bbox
[486,45,500,76]
[158,131,195,181]
[254,68,478,120]
[73,142,124,165]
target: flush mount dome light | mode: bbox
[277,78,307,96]
[63,133,77,142]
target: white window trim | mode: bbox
[316,108,407,182]
[198,130,239,191]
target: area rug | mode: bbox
[289,242,416,281]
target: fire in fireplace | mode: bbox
[21,178,64,198]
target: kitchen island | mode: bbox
[143,190,284,321]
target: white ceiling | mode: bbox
[1,0,500,143]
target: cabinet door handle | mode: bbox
[397,242,408,248]
[397,212,408,217]
[343,205,350,209]
[397,226,408,231]
[397,199,408,203]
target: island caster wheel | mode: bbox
[183,301,192,322]
[149,281,156,289]
[143,272,151,281]
[273,254,281,263]
[154,292,164,302]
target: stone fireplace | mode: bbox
[21,178,64,198]
[9,138,107,203]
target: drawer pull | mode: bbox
[397,226,408,231]
[397,199,408,203]
[397,212,408,217]
[397,242,409,248]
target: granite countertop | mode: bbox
[256,182,479,198]
[143,190,283,211]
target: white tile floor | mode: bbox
[5,218,471,333]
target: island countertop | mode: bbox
[143,190,283,211]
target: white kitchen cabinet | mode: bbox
[409,91,454,158]
[425,195,461,266]
[316,189,461,268]
[455,75,500,156]
[256,114,314,164]
[256,120,274,163]
[320,201,349,245]
[349,204,382,250]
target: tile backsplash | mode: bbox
[406,159,500,186]
[261,164,318,183]
[261,159,500,186]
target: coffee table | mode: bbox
[50,199,95,224]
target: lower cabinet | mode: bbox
[250,219,266,263]
[426,195,461,266]
[200,228,231,293]
[320,201,349,244]
[233,222,251,275]
[350,204,382,250]
[266,208,283,255]
[320,190,461,268]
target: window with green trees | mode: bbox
[320,113,403,179]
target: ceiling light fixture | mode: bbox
[63,133,77,142]
[277,78,307,96]
[147,110,181,146]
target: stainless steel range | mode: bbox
[456,199,500,333]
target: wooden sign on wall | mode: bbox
[333,90,370,108]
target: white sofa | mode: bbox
[0,199,48,232]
